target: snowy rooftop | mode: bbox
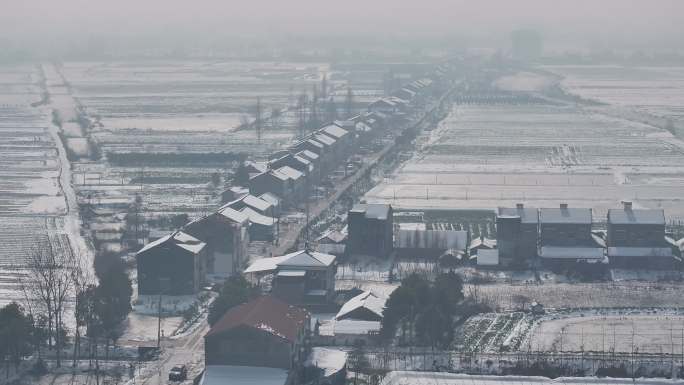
[277,165,304,181]
[137,230,206,256]
[320,124,349,139]
[240,207,276,227]
[305,347,347,377]
[314,133,336,146]
[245,249,336,273]
[608,208,665,225]
[258,192,281,206]
[379,372,681,385]
[350,203,391,220]
[298,149,319,161]
[335,290,386,321]
[218,206,250,224]
[200,365,288,385]
[498,206,539,224]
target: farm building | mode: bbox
[497,204,538,267]
[607,202,673,268]
[468,236,496,255]
[136,230,207,295]
[539,204,604,266]
[335,290,385,322]
[245,249,337,306]
[204,295,310,370]
[315,229,347,255]
[347,204,394,258]
[394,222,468,258]
[225,194,275,217]
[182,206,249,281]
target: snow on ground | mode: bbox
[364,103,684,218]
[306,347,347,376]
[380,371,684,385]
[528,310,684,354]
[493,71,557,92]
[119,312,183,343]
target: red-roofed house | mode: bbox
[205,296,311,370]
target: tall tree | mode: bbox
[208,275,255,325]
[0,302,33,375]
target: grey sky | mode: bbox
[2,0,683,52]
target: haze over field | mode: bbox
[2,0,684,56]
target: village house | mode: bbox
[315,290,387,346]
[225,194,275,217]
[136,230,207,295]
[245,249,337,306]
[607,202,673,268]
[182,206,249,281]
[249,166,304,208]
[538,204,604,266]
[203,295,310,384]
[497,204,539,267]
[347,203,394,258]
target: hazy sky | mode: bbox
[2,0,683,53]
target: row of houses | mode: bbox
[496,202,676,269]
[135,68,445,298]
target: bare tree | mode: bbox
[22,241,74,367]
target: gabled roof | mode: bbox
[350,203,391,220]
[298,150,319,161]
[540,207,592,224]
[608,208,665,225]
[226,194,272,213]
[320,124,349,139]
[217,206,250,224]
[258,192,281,206]
[277,249,336,268]
[335,291,386,321]
[240,207,276,227]
[498,207,539,224]
[316,229,347,244]
[137,230,206,256]
[314,133,336,146]
[277,165,303,181]
[205,295,309,342]
[244,249,336,273]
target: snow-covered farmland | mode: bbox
[528,313,684,354]
[364,103,684,219]
[545,65,684,121]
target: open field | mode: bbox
[0,64,81,306]
[529,313,684,354]
[364,103,684,219]
[545,65,684,121]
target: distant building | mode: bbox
[497,204,538,266]
[347,204,394,258]
[204,295,310,370]
[245,249,337,306]
[538,204,604,265]
[183,207,249,281]
[225,194,275,217]
[607,202,672,268]
[476,249,500,268]
[315,229,347,256]
[468,236,497,256]
[136,231,207,295]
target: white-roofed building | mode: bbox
[245,249,337,306]
[136,230,208,295]
[335,291,386,322]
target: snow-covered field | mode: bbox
[545,65,684,121]
[0,65,80,306]
[528,312,684,354]
[364,103,684,219]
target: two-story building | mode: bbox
[538,204,604,266]
[607,202,672,268]
[497,204,538,267]
[347,204,394,258]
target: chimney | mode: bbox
[623,201,633,210]
[560,203,568,210]
[516,203,524,209]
